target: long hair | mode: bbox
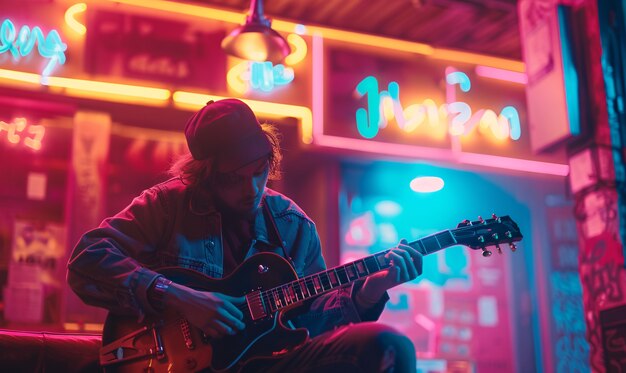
[169,123,282,188]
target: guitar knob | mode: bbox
[258,265,269,274]
[509,243,517,252]
[185,357,197,370]
[496,244,502,254]
[481,247,492,257]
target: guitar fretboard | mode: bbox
[259,229,456,312]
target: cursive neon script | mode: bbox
[355,72,521,142]
[228,61,295,94]
[0,118,45,150]
[0,19,67,76]
[249,61,294,92]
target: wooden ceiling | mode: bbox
[187,0,522,60]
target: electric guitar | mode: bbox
[100,215,522,372]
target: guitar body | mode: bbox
[100,215,523,373]
[101,253,309,373]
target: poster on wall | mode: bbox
[4,220,66,324]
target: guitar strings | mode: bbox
[232,275,330,313]
[232,263,374,313]
[230,229,514,314]
[257,267,356,309]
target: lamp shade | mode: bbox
[221,0,291,64]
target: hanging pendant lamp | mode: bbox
[221,0,291,64]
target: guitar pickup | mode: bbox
[246,290,267,321]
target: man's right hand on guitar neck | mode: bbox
[164,282,247,338]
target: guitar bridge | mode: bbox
[99,325,166,366]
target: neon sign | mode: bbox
[249,61,294,92]
[0,118,45,150]
[65,3,87,35]
[227,33,306,93]
[228,61,295,93]
[0,19,67,76]
[355,71,522,141]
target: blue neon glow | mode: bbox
[446,71,471,92]
[356,75,381,139]
[500,106,522,140]
[378,222,399,244]
[557,6,581,136]
[248,61,294,92]
[374,200,403,217]
[0,19,67,76]
[354,74,522,141]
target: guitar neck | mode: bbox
[262,229,457,312]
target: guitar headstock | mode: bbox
[453,214,523,256]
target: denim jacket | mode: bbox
[67,177,387,337]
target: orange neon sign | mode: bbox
[0,118,45,151]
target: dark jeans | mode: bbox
[242,322,416,373]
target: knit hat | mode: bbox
[184,99,272,172]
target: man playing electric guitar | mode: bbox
[68,99,420,372]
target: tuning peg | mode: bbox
[505,231,512,238]
[509,243,517,252]
[477,235,485,243]
[492,213,501,222]
[492,233,499,240]
[457,219,472,228]
[478,216,484,223]
[481,247,492,257]
[496,244,502,254]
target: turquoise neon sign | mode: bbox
[0,19,67,76]
[249,61,294,92]
[355,71,522,142]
